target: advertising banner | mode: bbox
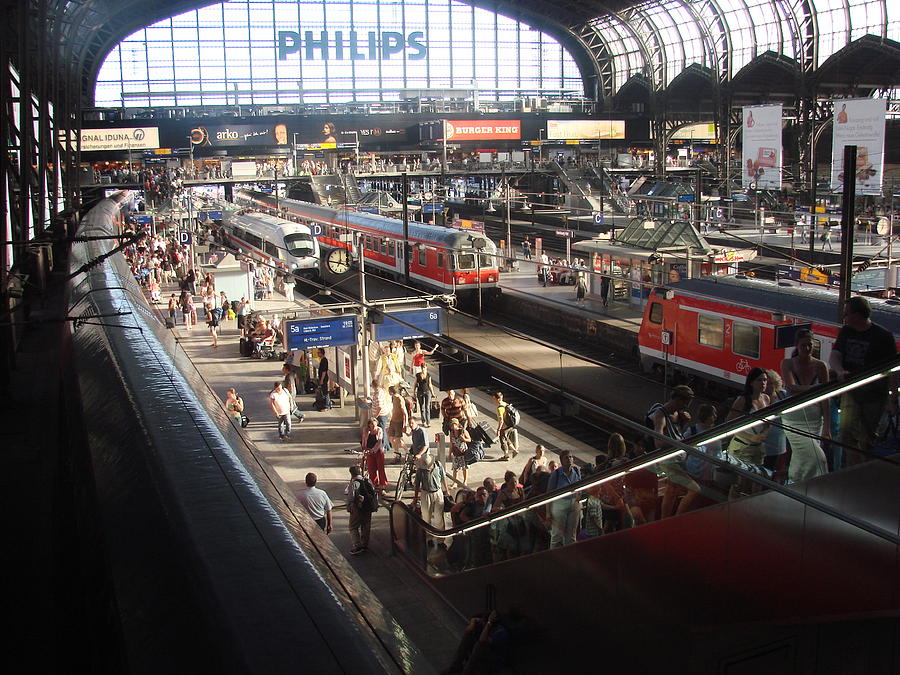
[741,105,782,190]
[672,122,717,141]
[546,120,625,140]
[169,116,411,149]
[444,120,521,141]
[830,98,886,196]
[189,123,287,147]
[79,127,160,152]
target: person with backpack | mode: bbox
[492,391,519,461]
[346,465,378,555]
[646,384,701,518]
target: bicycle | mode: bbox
[394,452,417,502]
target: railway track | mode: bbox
[284,252,656,456]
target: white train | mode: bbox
[221,209,320,279]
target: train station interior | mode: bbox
[3,0,900,672]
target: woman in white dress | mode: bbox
[780,329,830,482]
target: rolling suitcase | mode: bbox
[314,385,327,411]
[473,421,495,447]
[239,337,252,357]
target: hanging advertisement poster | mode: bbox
[741,105,782,190]
[830,98,886,196]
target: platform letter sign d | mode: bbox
[178,230,192,246]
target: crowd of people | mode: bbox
[136,213,896,581]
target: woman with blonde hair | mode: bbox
[448,419,472,487]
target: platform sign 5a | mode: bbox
[285,316,358,350]
[374,308,443,341]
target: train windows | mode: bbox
[456,252,475,270]
[437,252,444,268]
[480,253,492,268]
[649,302,663,324]
[264,240,280,258]
[284,233,314,257]
[698,314,724,349]
[365,235,372,250]
[732,322,760,359]
[244,232,263,249]
[417,247,427,266]
[387,240,395,257]
[381,238,388,255]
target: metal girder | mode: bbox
[615,6,666,91]
[572,24,616,101]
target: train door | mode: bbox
[638,291,672,374]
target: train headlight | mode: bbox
[488,274,497,282]
[457,276,467,284]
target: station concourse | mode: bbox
[3,0,899,671]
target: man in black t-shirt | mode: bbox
[829,296,897,464]
[317,348,331,410]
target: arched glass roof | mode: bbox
[588,0,898,93]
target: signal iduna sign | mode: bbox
[79,127,160,152]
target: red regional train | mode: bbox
[235,190,501,301]
[638,275,900,389]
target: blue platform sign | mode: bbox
[677,194,695,203]
[134,214,153,224]
[423,203,444,214]
[285,315,358,350]
[375,308,443,342]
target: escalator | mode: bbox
[589,165,632,215]
[286,174,349,205]
[390,360,900,673]
[343,174,364,205]
[550,160,604,215]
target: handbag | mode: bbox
[443,495,455,512]
[451,440,467,457]
[240,414,250,428]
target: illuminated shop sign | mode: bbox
[278,30,426,61]
[189,124,287,147]
[78,127,160,152]
[671,123,717,141]
[546,120,625,140]
[444,120,521,141]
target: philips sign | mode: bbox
[278,30,426,61]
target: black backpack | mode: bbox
[503,403,521,428]
[355,477,379,513]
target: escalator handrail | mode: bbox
[391,355,900,547]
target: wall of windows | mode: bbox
[591,0,899,93]
[94,0,584,107]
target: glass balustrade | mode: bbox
[391,356,900,576]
